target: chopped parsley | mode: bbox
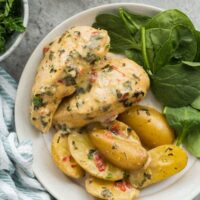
[101,188,113,198]
[84,53,100,64]
[0,0,25,53]
[32,95,43,110]
[102,64,113,72]
[87,149,96,160]
[106,172,113,179]
[49,51,55,60]
[62,75,76,86]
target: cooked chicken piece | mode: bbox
[53,55,150,130]
[30,26,110,133]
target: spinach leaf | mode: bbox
[154,25,197,70]
[93,8,150,55]
[151,63,200,106]
[194,31,200,61]
[142,27,170,73]
[142,25,197,73]
[164,106,200,145]
[184,129,200,157]
[191,96,200,110]
[125,49,144,66]
[182,61,200,68]
[93,13,140,53]
[119,8,150,34]
[145,9,195,30]
[164,106,200,157]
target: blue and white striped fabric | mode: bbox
[0,68,53,200]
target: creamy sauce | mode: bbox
[53,54,150,130]
[30,26,110,133]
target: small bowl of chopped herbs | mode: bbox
[0,0,29,61]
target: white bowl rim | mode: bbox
[0,0,29,62]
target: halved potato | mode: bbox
[89,127,148,171]
[51,131,85,179]
[105,120,141,143]
[85,176,139,200]
[129,145,188,188]
[119,105,175,149]
[68,132,124,181]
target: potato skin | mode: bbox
[51,131,85,179]
[119,105,175,149]
[85,176,139,200]
[68,132,124,181]
[129,145,188,188]
[105,120,141,144]
[89,129,148,171]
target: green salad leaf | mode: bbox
[93,8,150,59]
[182,61,200,68]
[151,63,200,106]
[191,96,200,110]
[145,9,195,30]
[184,129,200,157]
[119,8,150,34]
[194,31,200,61]
[164,106,200,157]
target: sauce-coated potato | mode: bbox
[89,128,148,171]
[118,105,175,149]
[129,145,188,188]
[85,176,139,200]
[68,132,124,181]
[51,131,85,179]
[105,120,141,144]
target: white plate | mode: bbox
[15,3,200,200]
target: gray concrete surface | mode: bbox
[1,0,200,199]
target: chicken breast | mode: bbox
[30,26,110,133]
[53,55,150,130]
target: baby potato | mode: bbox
[118,105,175,149]
[85,176,139,200]
[89,129,148,171]
[68,132,124,181]
[51,131,85,179]
[129,145,188,188]
[105,120,141,144]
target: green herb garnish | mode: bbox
[32,95,43,109]
[87,149,96,160]
[0,0,25,52]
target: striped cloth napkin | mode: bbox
[0,68,53,200]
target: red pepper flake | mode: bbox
[89,69,97,83]
[92,31,98,36]
[43,47,49,54]
[115,180,132,192]
[110,123,124,137]
[62,156,69,162]
[57,79,63,84]
[94,153,106,172]
[71,164,77,168]
[62,155,73,162]
[125,181,132,189]
[118,93,129,103]
[69,155,73,162]
[105,131,113,139]
[112,65,126,77]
